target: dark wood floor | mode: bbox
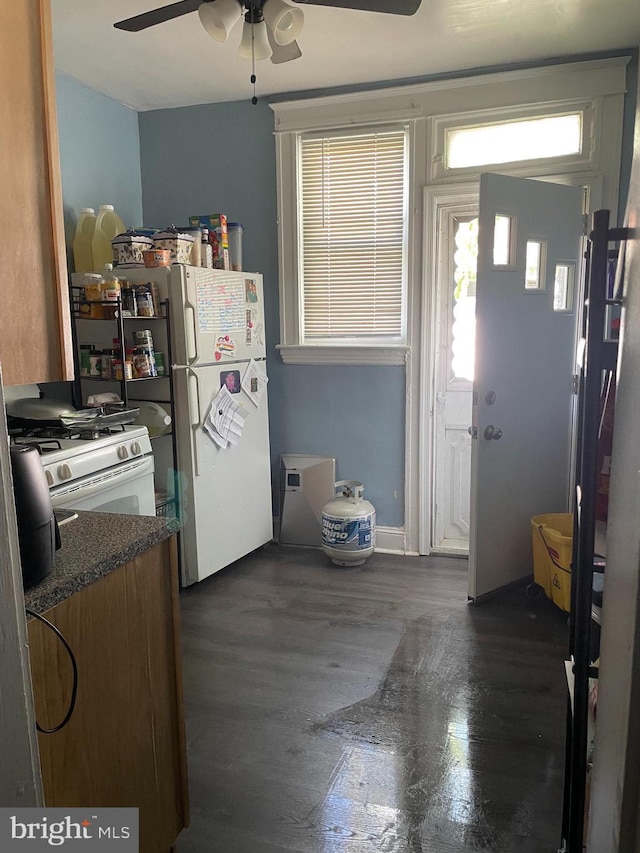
[177,544,569,853]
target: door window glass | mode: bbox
[493,215,514,266]
[553,263,575,311]
[525,240,546,290]
[452,217,478,381]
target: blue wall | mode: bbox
[56,53,637,531]
[138,102,406,526]
[55,73,143,268]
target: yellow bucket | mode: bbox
[531,513,573,611]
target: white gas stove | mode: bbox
[13,425,156,517]
[39,425,152,487]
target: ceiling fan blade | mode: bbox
[267,28,302,63]
[291,0,421,13]
[114,0,202,32]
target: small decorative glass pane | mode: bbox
[493,215,512,266]
[525,240,545,290]
[451,218,478,381]
[554,263,575,311]
[446,114,582,170]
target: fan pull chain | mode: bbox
[250,19,258,105]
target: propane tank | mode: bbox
[321,480,376,566]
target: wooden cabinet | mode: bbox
[0,0,73,385]
[27,536,189,853]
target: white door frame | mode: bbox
[421,183,479,556]
[415,174,605,556]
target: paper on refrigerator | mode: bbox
[241,359,269,407]
[204,385,247,448]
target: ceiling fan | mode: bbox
[114,0,422,66]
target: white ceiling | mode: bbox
[52,0,640,111]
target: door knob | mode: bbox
[468,426,477,438]
[484,425,503,441]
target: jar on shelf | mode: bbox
[89,351,102,377]
[79,344,94,377]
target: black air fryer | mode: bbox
[10,445,61,588]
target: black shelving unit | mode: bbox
[69,286,179,521]
[560,209,629,852]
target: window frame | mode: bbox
[430,98,598,181]
[275,119,416,365]
[271,56,629,366]
[297,124,410,347]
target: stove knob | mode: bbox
[45,470,54,487]
[57,464,72,481]
[131,441,142,456]
[117,445,129,460]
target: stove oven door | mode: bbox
[49,456,156,516]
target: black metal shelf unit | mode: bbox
[69,286,179,521]
[560,209,629,852]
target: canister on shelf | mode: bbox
[154,352,166,376]
[89,351,102,377]
[201,228,213,268]
[83,274,103,303]
[135,287,155,317]
[113,359,133,381]
[79,344,93,377]
[101,351,113,379]
[120,281,137,317]
[134,329,154,348]
[133,347,157,378]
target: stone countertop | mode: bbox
[24,510,180,615]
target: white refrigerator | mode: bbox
[125,265,273,585]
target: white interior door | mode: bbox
[468,173,584,601]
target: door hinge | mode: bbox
[572,374,580,394]
[582,214,589,237]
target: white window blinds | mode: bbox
[299,128,407,342]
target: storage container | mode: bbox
[531,512,573,611]
[92,204,126,271]
[143,249,171,267]
[111,228,153,267]
[228,222,243,271]
[180,226,202,267]
[152,226,194,264]
[72,208,97,273]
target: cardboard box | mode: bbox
[189,214,230,269]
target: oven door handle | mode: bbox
[188,368,202,477]
[50,457,154,501]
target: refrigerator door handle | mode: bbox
[188,368,202,477]
[185,299,198,365]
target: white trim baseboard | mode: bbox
[375,526,418,556]
[272,520,416,557]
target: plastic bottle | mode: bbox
[227,222,244,271]
[201,228,213,268]
[92,204,126,271]
[135,401,173,437]
[84,272,104,319]
[101,264,121,319]
[72,208,97,273]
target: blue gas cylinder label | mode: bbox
[322,512,375,550]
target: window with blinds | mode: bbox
[299,128,408,343]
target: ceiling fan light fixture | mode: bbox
[238,18,273,61]
[263,0,304,46]
[198,0,242,43]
